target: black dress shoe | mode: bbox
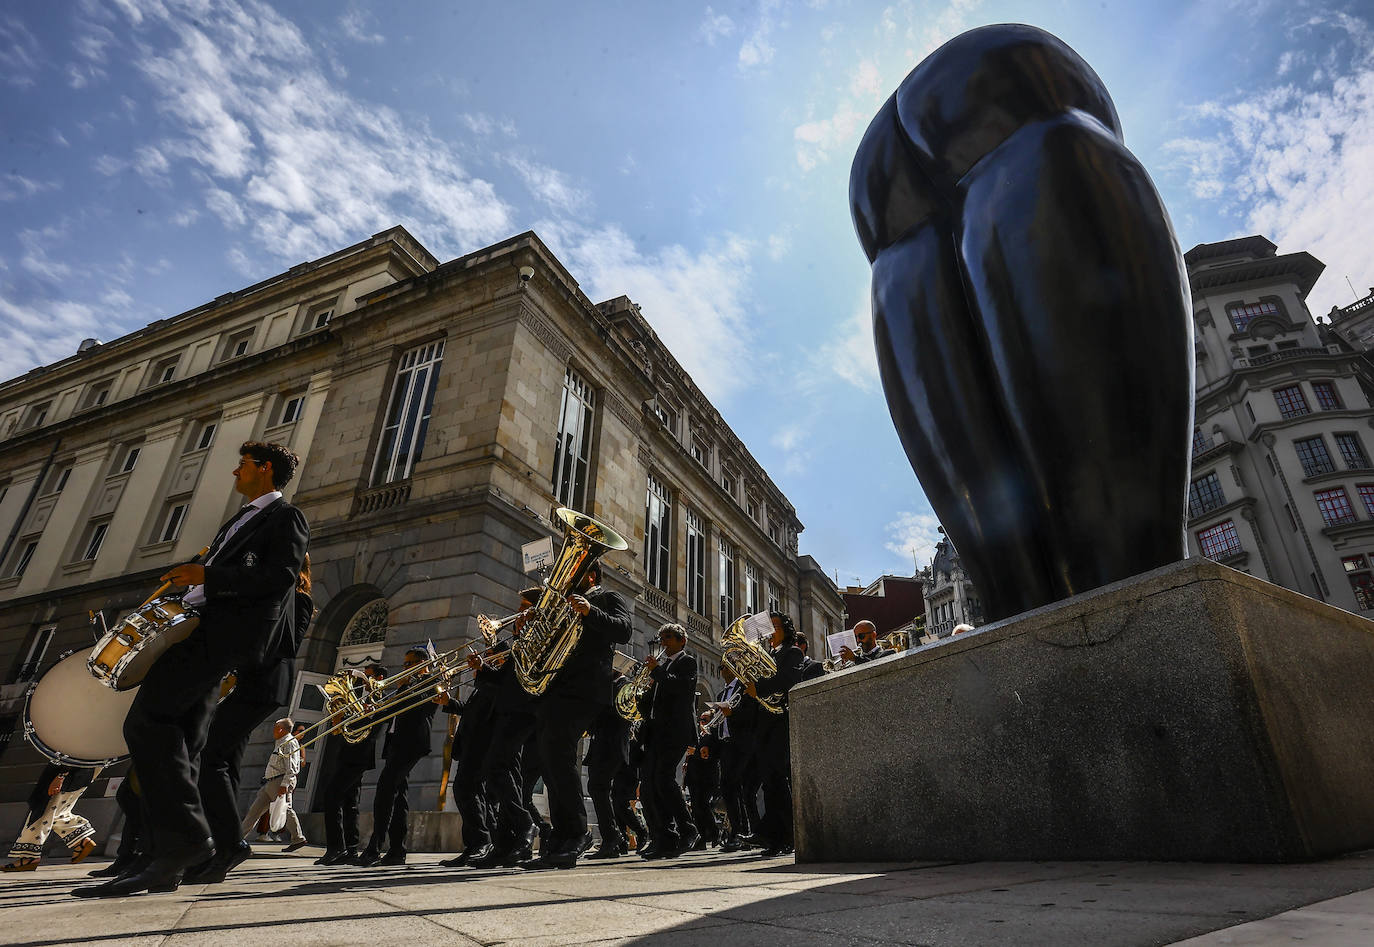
[678,826,700,854]
[314,850,343,866]
[583,846,623,860]
[75,839,212,898]
[283,841,308,853]
[573,831,594,856]
[468,846,513,869]
[520,850,577,870]
[354,847,382,868]
[447,843,492,867]
[187,840,250,885]
[641,836,676,860]
[88,855,135,878]
[377,849,407,866]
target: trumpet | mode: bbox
[614,646,664,722]
[702,692,741,732]
[475,607,532,643]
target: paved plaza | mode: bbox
[3,847,1374,946]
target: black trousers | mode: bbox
[719,738,754,838]
[755,716,793,846]
[687,764,721,844]
[642,740,694,844]
[367,751,424,854]
[585,753,624,851]
[481,710,537,849]
[123,635,229,855]
[115,772,144,859]
[611,763,644,844]
[320,763,369,854]
[454,724,494,849]
[520,730,548,832]
[535,695,602,844]
[197,689,280,854]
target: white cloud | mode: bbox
[793,102,868,172]
[0,296,103,382]
[505,155,590,214]
[549,224,756,404]
[0,174,59,201]
[884,510,942,570]
[766,229,791,261]
[809,286,879,392]
[340,9,385,45]
[101,288,133,307]
[770,423,811,476]
[108,0,513,261]
[1163,12,1374,317]
[738,0,782,71]
[700,6,735,45]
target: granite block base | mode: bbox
[791,558,1374,863]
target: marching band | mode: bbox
[12,439,900,891]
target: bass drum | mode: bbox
[24,652,136,767]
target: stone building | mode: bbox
[1187,236,1374,613]
[916,536,982,639]
[0,226,843,831]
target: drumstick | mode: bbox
[140,545,211,606]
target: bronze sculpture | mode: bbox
[851,24,1193,621]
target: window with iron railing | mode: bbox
[685,508,706,615]
[1188,472,1226,518]
[1315,487,1358,527]
[1196,520,1243,560]
[1336,433,1371,470]
[1295,436,1336,477]
[372,339,445,487]
[1274,385,1310,419]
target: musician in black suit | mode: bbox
[316,664,385,866]
[685,728,721,850]
[841,621,895,664]
[187,553,314,884]
[584,672,635,859]
[76,441,308,898]
[796,634,829,682]
[357,648,441,867]
[744,611,805,857]
[525,561,631,869]
[711,665,757,852]
[639,624,700,859]
[437,646,501,867]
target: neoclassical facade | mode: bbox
[1188,236,1374,613]
[0,226,843,822]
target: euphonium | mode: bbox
[511,508,628,696]
[720,616,784,714]
[614,647,663,722]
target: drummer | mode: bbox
[75,441,309,899]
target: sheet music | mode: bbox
[743,611,773,643]
[827,628,858,657]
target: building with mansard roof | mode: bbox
[1187,236,1374,613]
[0,226,843,837]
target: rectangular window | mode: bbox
[690,434,711,469]
[685,508,706,615]
[1192,429,1210,455]
[551,366,595,508]
[1315,487,1358,527]
[22,402,50,430]
[1196,520,1243,560]
[222,328,254,360]
[81,521,109,561]
[1246,344,1270,359]
[1294,436,1336,477]
[721,472,735,498]
[653,401,678,437]
[746,496,758,521]
[718,536,736,627]
[745,560,760,614]
[1229,300,1279,332]
[9,539,38,578]
[1350,572,1374,611]
[1312,381,1343,410]
[1357,485,1374,517]
[1343,555,1369,573]
[279,396,304,425]
[766,579,780,613]
[194,422,217,452]
[82,381,112,410]
[644,473,672,593]
[1188,472,1226,518]
[149,355,179,386]
[158,503,188,544]
[307,302,335,330]
[1336,433,1371,470]
[120,446,141,473]
[372,339,445,486]
[768,520,781,545]
[1273,385,1310,419]
[46,466,71,495]
[12,625,55,684]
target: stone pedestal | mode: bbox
[791,558,1374,863]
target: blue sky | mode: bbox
[2,0,1372,587]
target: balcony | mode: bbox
[354,480,411,516]
[1249,347,1333,366]
[640,585,674,617]
[1191,435,1243,466]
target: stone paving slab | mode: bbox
[1,848,1373,946]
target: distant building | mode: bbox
[0,226,843,827]
[917,536,982,639]
[1188,236,1374,613]
[842,573,924,639]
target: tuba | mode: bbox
[720,616,784,714]
[512,508,628,696]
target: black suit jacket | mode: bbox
[755,644,805,712]
[199,498,310,670]
[545,586,632,704]
[335,726,379,770]
[382,687,439,761]
[799,656,827,682]
[586,688,632,768]
[232,589,312,706]
[855,645,896,664]
[648,651,699,749]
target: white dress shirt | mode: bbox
[183,491,283,608]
